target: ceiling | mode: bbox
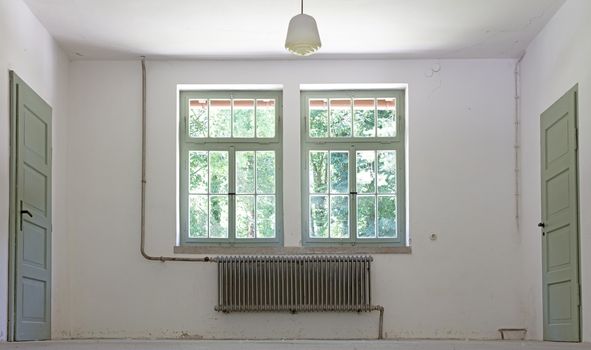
[23,0,565,60]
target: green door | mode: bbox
[9,72,52,341]
[540,85,580,342]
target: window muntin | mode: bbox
[188,96,276,140]
[302,90,405,246]
[308,96,398,140]
[180,91,282,245]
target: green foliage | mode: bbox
[189,106,207,137]
[309,195,328,238]
[308,149,398,240]
[256,151,275,194]
[236,151,255,194]
[330,109,352,137]
[309,151,327,193]
[256,195,275,238]
[209,152,228,193]
[377,196,396,237]
[188,98,275,139]
[329,152,348,193]
[356,151,376,194]
[330,196,349,238]
[233,108,254,137]
[357,196,376,238]
[189,151,208,193]
[256,107,275,138]
[309,109,328,138]
[377,151,396,193]
[354,109,375,137]
[209,104,231,137]
[235,151,276,239]
[209,195,228,238]
[189,195,207,238]
[377,109,396,137]
[236,195,255,238]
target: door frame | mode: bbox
[8,70,19,342]
[541,84,581,341]
[7,71,53,341]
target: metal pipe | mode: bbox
[513,52,525,231]
[139,56,214,263]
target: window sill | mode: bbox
[173,245,411,255]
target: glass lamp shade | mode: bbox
[284,14,321,56]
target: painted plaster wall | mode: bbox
[519,0,591,341]
[64,58,522,339]
[0,0,70,341]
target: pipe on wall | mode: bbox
[140,57,214,263]
[514,52,525,230]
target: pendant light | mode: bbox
[285,0,321,56]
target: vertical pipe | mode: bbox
[362,259,366,306]
[217,260,220,308]
[514,53,525,230]
[368,258,372,306]
[139,57,212,263]
[224,258,228,308]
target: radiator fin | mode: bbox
[215,255,375,313]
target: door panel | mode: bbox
[9,71,52,341]
[541,86,580,342]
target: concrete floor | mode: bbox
[0,340,590,350]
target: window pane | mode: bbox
[309,99,328,138]
[378,195,397,238]
[209,151,228,194]
[236,151,255,194]
[209,195,228,238]
[233,99,255,138]
[309,195,328,238]
[330,195,349,238]
[256,99,275,138]
[256,195,276,238]
[256,151,275,194]
[353,98,375,137]
[188,151,208,193]
[189,99,208,138]
[330,151,349,194]
[236,195,255,239]
[309,151,328,193]
[189,195,208,238]
[357,195,376,238]
[378,150,396,194]
[356,151,376,194]
[377,98,396,137]
[330,98,352,137]
[209,99,231,137]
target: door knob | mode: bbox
[538,222,545,228]
[20,210,33,218]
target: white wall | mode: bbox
[64,58,523,339]
[519,0,591,341]
[0,0,70,341]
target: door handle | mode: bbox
[538,222,546,236]
[19,200,32,230]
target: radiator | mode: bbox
[214,255,384,339]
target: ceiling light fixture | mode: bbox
[285,0,321,56]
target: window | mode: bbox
[301,90,406,245]
[179,91,282,245]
